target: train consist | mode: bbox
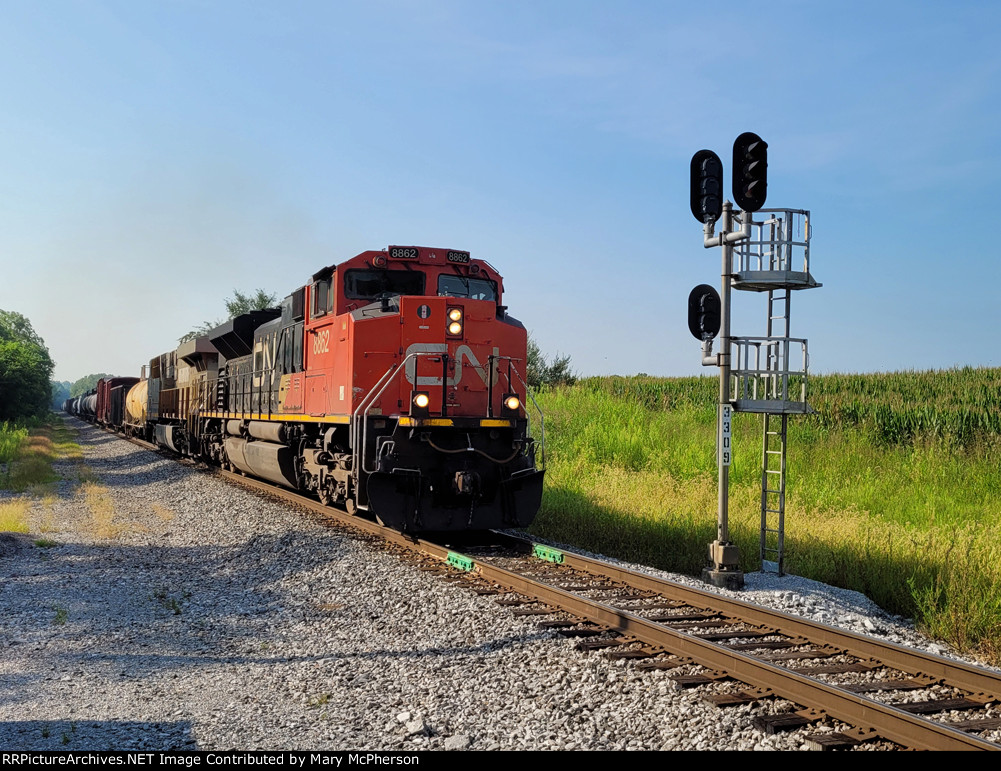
[65,245,544,532]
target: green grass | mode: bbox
[0,499,31,533]
[1,422,30,491]
[0,422,28,465]
[529,369,1001,662]
[1,415,82,538]
[1,415,81,494]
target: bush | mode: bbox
[527,336,577,390]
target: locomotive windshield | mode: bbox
[344,269,426,300]
[437,275,497,302]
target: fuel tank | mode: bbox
[224,437,299,489]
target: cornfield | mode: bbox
[811,368,1001,446]
[575,366,1001,447]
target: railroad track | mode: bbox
[116,427,1001,750]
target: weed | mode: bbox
[52,605,67,625]
[76,466,99,485]
[2,416,82,493]
[82,482,121,538]
[152,587,186,615]
[0,422,28,466]
[0,499,30,533]
[33,538,57,548]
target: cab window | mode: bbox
[345,269,425,300]
[437,275,497,301]
[311,279,333,318]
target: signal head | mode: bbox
[690,149,723,224]
[732,132,768,212]
[688,284,721,341]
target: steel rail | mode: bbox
[497,534,1001,702]
[96,426,1001,750]
[459,552,997,751]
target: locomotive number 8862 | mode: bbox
[101,245,544,533]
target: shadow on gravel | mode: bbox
[0,719,196,751]
[63,418,200,493]
[340,632,559,662]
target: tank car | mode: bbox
[138,246,544,533]
[79,392,97,420]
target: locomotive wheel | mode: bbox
[345,497,358,516]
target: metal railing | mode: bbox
[353,351,431,479]
[733,208,811,277]
[730,336,810,411]
[491,356,545,471]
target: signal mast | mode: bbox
[688,133,821,589]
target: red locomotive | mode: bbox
[75,246,544,533]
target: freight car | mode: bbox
[92,246,544,533]
[96,376,140,428]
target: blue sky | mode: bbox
[2,1,999,382]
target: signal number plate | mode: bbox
[720,405,731,466]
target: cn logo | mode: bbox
[403,344,500,387]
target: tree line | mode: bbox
[0,310,55,421]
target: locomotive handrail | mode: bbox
[494,358,545,471]
[352,351,443,505]
[351,357,405,493]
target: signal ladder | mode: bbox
[730,210,820,574]
[760,288,789,573]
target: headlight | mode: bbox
[446,307,463,337]
[504,396,520,412]
[413,393,430,409]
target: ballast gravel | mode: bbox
[0,418,995,751]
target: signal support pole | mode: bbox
[701,201,748,590]
[690,133,819,586]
